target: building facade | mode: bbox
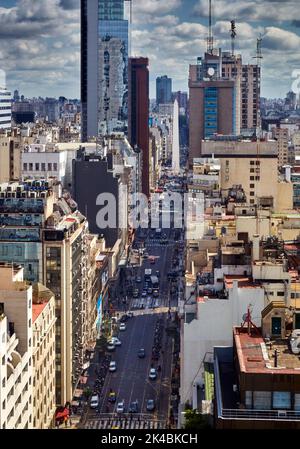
[128,57,150,196]
[81,0,129,140]
[0,77,11,131]
[156,75,172,106]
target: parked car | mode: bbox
[90,394,99,409]
[149,368,157,380]
[136,276,142,283]
[106,341,115,352]
[109,361,117,372]
[138,348,145,358]
[111,337,121,346]
[119,323,126,331]
[116,401,125,413]
[146,399,155,412]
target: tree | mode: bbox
[184,409,212,430]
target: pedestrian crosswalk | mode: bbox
[85,419,166,430]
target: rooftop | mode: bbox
[224,275,261,289]
[234,327,300,374]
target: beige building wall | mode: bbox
[32,285,56,429]
[0,136,21,183]
[273,127,288,168]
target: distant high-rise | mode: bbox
[189,52,240,165]
[172,100,180,174]
[81,0,129,141]
[222,52,261,130]
[13,89,20,102]
[0,70,11,131]
[156,75,172,106]
[128,57,150,197]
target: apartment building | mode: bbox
[272,127,289,168]
[32,283,56,429]
[0,264,33,429]
[0,135,21,183]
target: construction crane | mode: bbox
[230,20,237,58]
[206,0,214,54]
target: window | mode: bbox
[23,163,28,171]
[250,192,255,196]
[250,199,255,204]
[273,392,291,409]
[250,161,255,165]
[255,176,260,181]
[250,168,255,173]
[2,355,5,365]
[48,163,52,171]
[250,184,255,188]
[41,163,46,171]
[29,163,33,171]
[277,292,285,296]
[35,163,40,171]
[53,163,58,171]
[250,176,254,181]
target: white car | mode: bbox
[111,337,121,346]
[109,361,117,372]
[116,401,125,413]
[149,368,157,380]
[119,323,126,331]
[90,394,99,409]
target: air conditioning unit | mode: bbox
[278,410,287,418]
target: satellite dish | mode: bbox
[207,67,215,77]
[242,313,248,321]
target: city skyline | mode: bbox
[0,0,300,99]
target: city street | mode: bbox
[83,225,183,429]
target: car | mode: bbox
[111,337,121,346]
[142,290,147,297]
[156,271,160,278]
[126,311,133,318]
[147,287,153,295]
[146,399,155,412]
[138,348,145,358]
[149,368,157,380]
[133,289,139,298]
[90,394,99,409]
[120,314,129,323]
[109,361,117,372]
[116,401,125,413]
[136,276,142,283]
[153,289,159,298]
[106,341,115,351]
[119,323,126,331]
[128,401,139,413]
[108,391,116,403]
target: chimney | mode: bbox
[252,234,260,262]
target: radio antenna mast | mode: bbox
[207,0,214,54]
[230,20,237,58]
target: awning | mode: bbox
[73,388,83,398]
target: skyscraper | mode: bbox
[222,52,261,130]
[189,51,240,165]
[81,0,129,141]
[156,75,172,106]
[128,57,150,197]
[0,70,11,131]
[172,99,180,174]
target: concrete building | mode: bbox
[0,135,21,183]
[156,75,172,106]
[222,52,261,130]
[201,138,293,211]
[128,57,150,196]
[272,127,289,168]
[0,264,33,429]
[0,180,94,406]
[81,0,129,140]
[172,100,180,174]
[215,324,300,429]
[32,283,56,429]
[189,57,240,165]
[0,71,11,131]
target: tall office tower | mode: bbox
[128,57,150,197]
[156,75,172,106]
[189,52,240,166]
[81,0,129,141]
[0,70,11,131]
[222,52,261,131]
[172,100,180,174]
[13,90,20,102]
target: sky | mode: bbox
[0,0,300,99]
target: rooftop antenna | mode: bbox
[207,0,214,54]
[230,20,237,58]
[253,34,264,66]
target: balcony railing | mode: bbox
[221,408,300,421]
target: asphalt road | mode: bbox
[85,226,182,427]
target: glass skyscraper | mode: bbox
[81,0,129,140]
